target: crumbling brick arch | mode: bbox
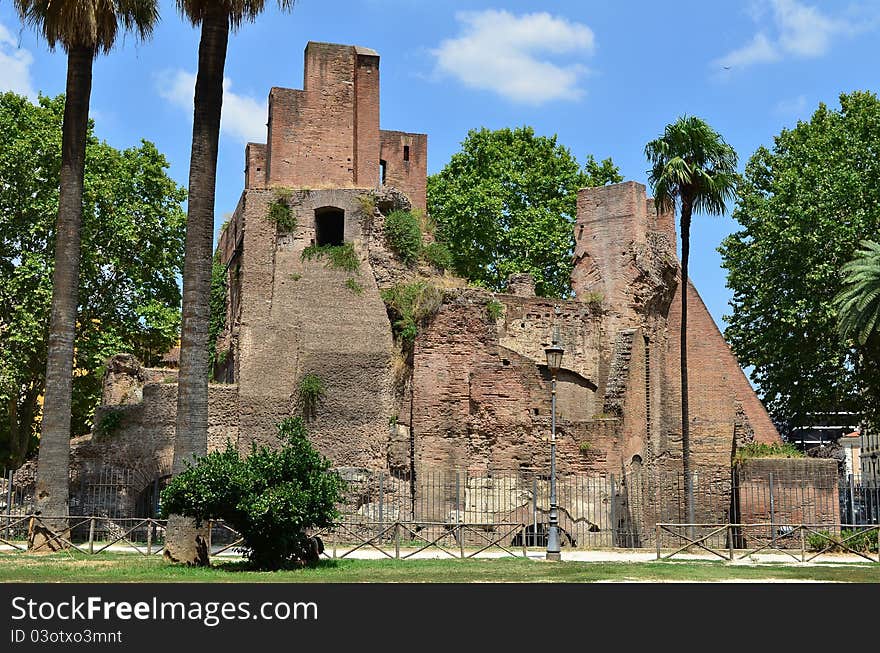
[314,206,345,246]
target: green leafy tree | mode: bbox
[13,0,158,541]
[0,93,185,471]
[168,0,297,566]
[645,116,738,526]
[160,417,344,570]
[720,92,880,430]
[427,127,621,297]
[835,240,880,428]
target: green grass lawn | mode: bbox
[1,551,879,583]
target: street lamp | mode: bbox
[545,327,564,561]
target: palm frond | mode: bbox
[14,0,158,54]
[644,115,739,218]
[836,240,880,345]
[176,0,295,30]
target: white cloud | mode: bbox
[717,33,781,68]
[0,22,36,100]
[157,70,266,144]
[432,10,595,105]
[715,0,869,71]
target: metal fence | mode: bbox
[2,464,879,552]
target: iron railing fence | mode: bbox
[2,464,878,550]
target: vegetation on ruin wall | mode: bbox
[427,127,622,298]
[209,251,228,378]
[297,373,325,421]
[267,188,297,232]
[384,210,423,265]
[732,442,804,466]
[720,92,880,431]
[380,282,443,343]
[301,242,360,273]
[0,93,186,468]
[160,417,344,570]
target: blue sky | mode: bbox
[2,0,879,334]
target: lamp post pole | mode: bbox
[547,369,561,561]
[545,324,564,561]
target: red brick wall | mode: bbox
[380,130,428,212]
[666,277,779,449]
[245,143,266,189]
[737,458,840,526]
[354,49,380,188]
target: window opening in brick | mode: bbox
[315,207,344,246]
[403,145,410,162]
[379,159,387,185]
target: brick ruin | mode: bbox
[55,41,787,534]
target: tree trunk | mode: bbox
[679,199,694,529]
[164,8,229,565]
[31,47,93,551]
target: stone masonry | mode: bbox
[80,41,785,532]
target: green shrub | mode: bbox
[301,242,360,273]
[807,529,878,553]
[384,210,423,265]
[160,417,345,569]
[423,241,453,270]
[267,189,296,232]
[578,442,593,455]
[380,281,442,343]
[733,441,804,466]
[298,373,325,420]
[581,291,604,306]
[486,299,504,321]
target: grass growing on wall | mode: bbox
[267,188,297,232]
[301,242,360,273]
[733,441,804,466]
[380,281,442,343]
[298,373,325,421]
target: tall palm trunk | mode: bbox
[31,46,93,551]
[679,198,694,528]
[164,7,228,565]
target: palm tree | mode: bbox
[645,116,738,527]
[836,241,880,347]
[165,0,296,565]
[836,240,880,431]
[14,0,158,550]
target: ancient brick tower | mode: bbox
[91,42,779,509]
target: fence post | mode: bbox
[849,475,856,526]
[655,523,661,560]
[88,517,95,555]
[610,474,616,548]
[456,473,461,525]
[394,522,400,559]
[769,472,775,548]
[458,525,465,559]
[378,473,384,535]
[5,469,12,539]
[728,524,734,561]
[147,520,153,555]
[800,525,805,563]
[532,476,538,547]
